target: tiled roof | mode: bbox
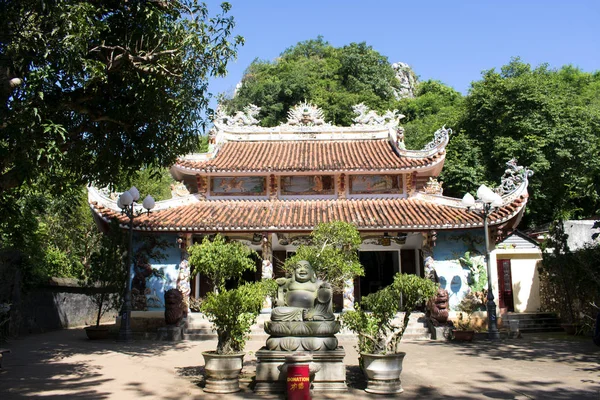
[91,197,526,233]
[175,140,444,173]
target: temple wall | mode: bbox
[431,230,486,310]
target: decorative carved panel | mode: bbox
[349,174,403,194]
[210,176,266,196]
[280,175,335,195]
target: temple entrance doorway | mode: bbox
[357,251,399,301]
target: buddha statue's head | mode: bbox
[294,260,316,283]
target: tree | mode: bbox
[460,58,600,225]
[399,80,464,150]
[188,234,257,293]
[222,37,399,126]
[80,219,127,328]
[1,0,243,198]
[283,221,364,292]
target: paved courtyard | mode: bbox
[0,328,598,399]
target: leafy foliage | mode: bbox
[342,273,437,355]
[283,221,363,292]
[188,234,257,293]
[1,0,243,198]
[400,80,464,150]
[222,37,399,126]
[79,219,127,327]
[188,233,275,354]
[459,59,600,225]
[114,168,178,202]
[200,280,275,354]
[0,186,101,289]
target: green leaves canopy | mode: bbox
[222,37,398,126]
[200,280,274,354]
[79,219,127,327]
[187,234,275,354]
[283,221,364,291]
[459,59,600,224]
[1,0,243,197]
[342,273,437,355]
[188,234,257,293]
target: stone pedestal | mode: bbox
[427,319,452,341]
[254,347,347,393]
[156,319,186,341]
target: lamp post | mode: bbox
[117,186,155,342]
[462,184,503,340]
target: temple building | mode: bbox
[88,102,536,314]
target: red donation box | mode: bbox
[286,363,310,400]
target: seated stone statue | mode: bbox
[271,260,334,322]
[265,260,339,351]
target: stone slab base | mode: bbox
[254,347,347,393]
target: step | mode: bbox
[183,312,432,341]
[504,312,559,320]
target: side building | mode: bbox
[89,103,534,314]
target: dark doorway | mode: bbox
[400,249,417,276]
[358,251,399,301]
[497,259,514,312]
[272,250,288,279]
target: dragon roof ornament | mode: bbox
[423,125,451,151]
[496,158,534,195]
[214,104,261,127]
[352,103,404,127]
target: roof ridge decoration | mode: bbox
[214,104,261,127]
[496,158,534,197]
[423,125,450,151]
[396,126,451,158]
[284,101,331,127]
[352,103,404,128]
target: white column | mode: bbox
[261,233,273,312]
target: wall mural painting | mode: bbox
[210,176,266,196]
[280,175,335,195]
[350,174,402,194]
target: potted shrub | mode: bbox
[342,273,437,394]
[80,220,127,340]
[453,291,480,341]
[188,234,275,393]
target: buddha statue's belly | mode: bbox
[286,290,316,309]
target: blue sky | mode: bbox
[206,0,599,102]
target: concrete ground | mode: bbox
[0,328,598,399]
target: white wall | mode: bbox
[490,249,542,313]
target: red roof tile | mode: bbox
[91,197,525,233]
[175,140,444,173]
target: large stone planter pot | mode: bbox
[84,325,110,340]
[202,351,245,393]
[361,352,406,394]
